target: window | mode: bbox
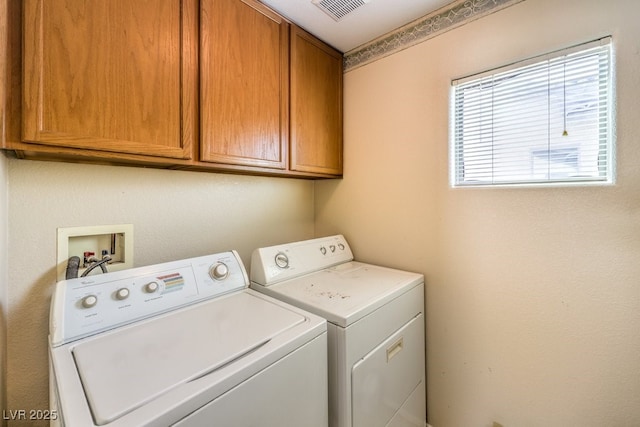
[450,37,614,187]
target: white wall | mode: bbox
[5,159,315,424]
[0,154,8,427]
[315,0,640,425]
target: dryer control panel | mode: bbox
[250,235,354,286]
[50,251,248,346]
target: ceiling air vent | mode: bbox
[312,0,371,22]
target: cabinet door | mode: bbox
[22,0,197,159]
[200,0,288,169]
[290,26,343,175]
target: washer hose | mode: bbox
[81,255,112,277]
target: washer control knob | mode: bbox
[338,243,345,250]
[145,281,160,293]
[209,263,229,281]
[320,246,327,255]
[81,295,98,309]
[275,252,289,269]
[115,288,130,300]
[330,245,336,253]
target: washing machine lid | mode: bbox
[254,261,423,328]
[72,291,305,425]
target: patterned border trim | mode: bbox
[344,0,526,72]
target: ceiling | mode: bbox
[259,0,455,53]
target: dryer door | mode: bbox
[351,313,425,427]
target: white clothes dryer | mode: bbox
[250,235,426,427]
[49,251,328,427]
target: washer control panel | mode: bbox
[50,251,248,346]
[250,235,353,286]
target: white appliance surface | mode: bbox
[74,292,304,424]
[250,235,426,427]
[351,314,424,427]
[49,251,328,427]
[254,261,422,327]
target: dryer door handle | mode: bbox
[386,337,404,362]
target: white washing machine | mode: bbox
[250,235,426,427]
[49,250,328,427]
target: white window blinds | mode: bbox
[451,37,614,187]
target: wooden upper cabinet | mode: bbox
[13,0,343,177]
[290,26,343,175]
[200,0,288,169]
[22,0,197,159]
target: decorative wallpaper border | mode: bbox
[344,0,526,72]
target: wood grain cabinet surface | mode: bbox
[290,25,343,176]
[22,0,197,159]
[1,0,343,178]
[200,0,288,169]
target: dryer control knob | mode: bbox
[145,281,160,293]
[209,263,229,281]
[115,288,130,300]
[275,252,289,269]
[81,294,98,309]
